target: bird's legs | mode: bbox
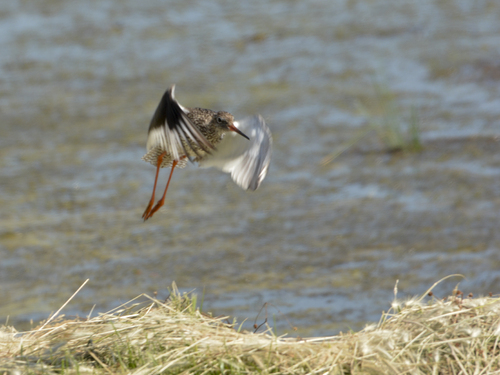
[143,158,178,221]
[142,151,166,220]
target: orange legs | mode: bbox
[145,160,178,220]
[142,152,178,221]
[142,152,166,220]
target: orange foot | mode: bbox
[142,159,178,221]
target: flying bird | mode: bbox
[141,85,272,220]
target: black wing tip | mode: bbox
[247,182,259,191]
[149,84,216,157]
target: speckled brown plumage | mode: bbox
[142,108,235,168]
[141,84,270,221]
[185,108,234,159]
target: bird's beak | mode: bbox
[229,124,250,140]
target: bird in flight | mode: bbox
[141,85,272,220]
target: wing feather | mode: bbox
[146,85,214,161]
[199,115,272,190]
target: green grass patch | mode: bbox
[321,82,423,166]
[362,81,423,153]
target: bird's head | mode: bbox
[214,111,249,140]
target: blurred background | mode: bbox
[1,0,500,336]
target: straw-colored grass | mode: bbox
[1,278,500,374]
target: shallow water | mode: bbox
[1,0,500,336]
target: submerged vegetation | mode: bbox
[321,82,423,166]
[1,279,500,374]
[358,81,423,154]
[369,83,423,153]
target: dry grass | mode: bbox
[1,278,500,374]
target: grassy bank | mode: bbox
[1,280,500,374]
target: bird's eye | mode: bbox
[217,117,223,124]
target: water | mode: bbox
[1,0,500,337]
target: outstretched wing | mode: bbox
[199,115,272,190]
[146,85,214,161]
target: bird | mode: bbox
[141,84,272,221]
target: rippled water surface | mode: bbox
[1,0,500,336]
